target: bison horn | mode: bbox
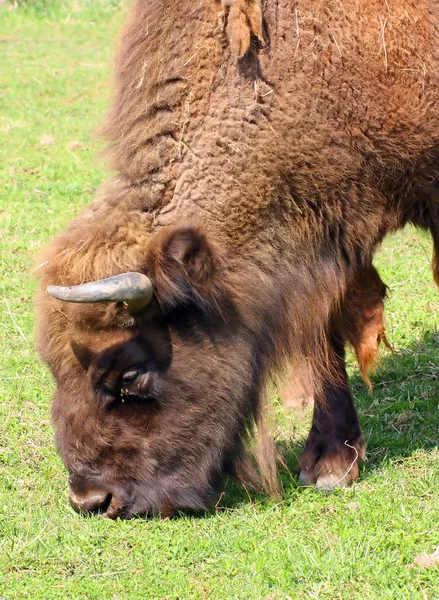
[47,272,154,313]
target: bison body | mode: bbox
[36,0,439,517]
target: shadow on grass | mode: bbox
[214,330,439,512]
[351,330,439,466]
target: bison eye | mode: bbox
[120,368,140,384]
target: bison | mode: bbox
[36,0,439,518]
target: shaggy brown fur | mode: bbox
[340,264,392,390]
[221,0,264,60]
[278,264,391,407]
[36,0,439,517]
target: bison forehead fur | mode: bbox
[36,0,439,517]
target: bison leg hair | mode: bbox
[297,332,366,490]
[341,265,392,389]
[278,264,390,407]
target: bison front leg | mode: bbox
[298,333,366,490]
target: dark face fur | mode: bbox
[40,227,259,518]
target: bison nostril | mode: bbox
[68,488,112,514]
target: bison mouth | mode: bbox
[67,473,217,519]
[69,489,112,516]
[68,475,136,519]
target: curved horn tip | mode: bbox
[47,284,74,301]
[46,272,154,312]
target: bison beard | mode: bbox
[36,0,439,518]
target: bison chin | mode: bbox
[67,470,223,519]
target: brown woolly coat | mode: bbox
[36,0,439,505]
[39,0,439,381]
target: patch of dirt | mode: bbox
[411,546,439,569]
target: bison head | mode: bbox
[37,225,266,518]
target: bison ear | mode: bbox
[148,226,226,311]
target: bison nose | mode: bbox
[68,485,111,514]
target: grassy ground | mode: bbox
[1,2,439,598]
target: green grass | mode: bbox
[1,3,439,598]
